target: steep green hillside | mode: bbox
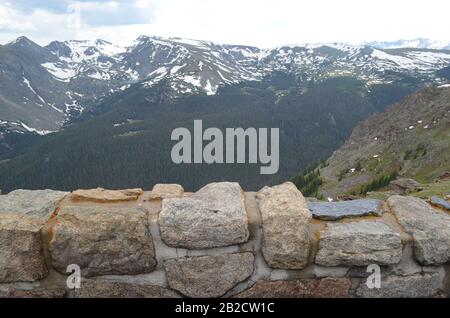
[318,86,450,198]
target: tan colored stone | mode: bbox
[256,182,312,269]
[0,214,48,283]
[0,283,66,298]
[164,253,254,298]
[72,279,179,298]
[0,189,68,224]
[148,184,184,200]
[0,190,68,283]
[71,188,143,203]
[49,205,156,277]
[236,278,351,298]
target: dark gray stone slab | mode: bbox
[430,196,450,211]
[308,199,383,220]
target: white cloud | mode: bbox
[1,0,449,47]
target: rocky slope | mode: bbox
[1,35,450,134]
[319,86,450,198]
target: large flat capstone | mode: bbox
[71,188,143,203]
[164,253,254,298]
[315,221,402,266]
[159,182,249,249]
[430,196,450,211]
[49,205,156,277]
[148,184,184,200]
[256,182,312,269]
[387,195,450,265]
[308,199,383,220]
[0,190,68,283]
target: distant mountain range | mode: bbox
[366,38,450,50]
[1,36,450,136]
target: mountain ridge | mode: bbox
[1,35,450,135]
[317,86,450,199]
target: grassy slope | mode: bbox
[318,86,450,199]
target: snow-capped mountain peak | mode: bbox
[366,38,450,50]
[1,35,450,135]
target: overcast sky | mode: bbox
[0,0,449,47]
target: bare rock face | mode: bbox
[49,205,156,277]
[72,279,179,298]
[256,182,312,269]
[235,278,351,298]
[315,221,402,266]
[387,195,450,265]
[0,190,67,283]
[0,214,48,283]
[389,178,423,195]
[356,273,443,298]
[164,253,254,298]
[159,182,249,249]
[71,188,143,203]
[148,184,184,200]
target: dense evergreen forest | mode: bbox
[0,74,417,192]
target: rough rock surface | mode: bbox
[430,196,450,211]
[356,273,443,298]
[49,205,156,277]
[315,221,402,266]
[0,189,68,223]
[164,253,254,298]
[235,278,351,298]
[148,184,184,200]
[0,190,67,283]
[308,199,383,220]
[387,195,450,265]
[159,182,249,249]
[389,178,423,194]
[256,182,312,269]
[0,214,48,283]
[72,279,179,298]
[71,188,143,203]
[0,284,67,298]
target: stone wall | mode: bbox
[0,182,449,298]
